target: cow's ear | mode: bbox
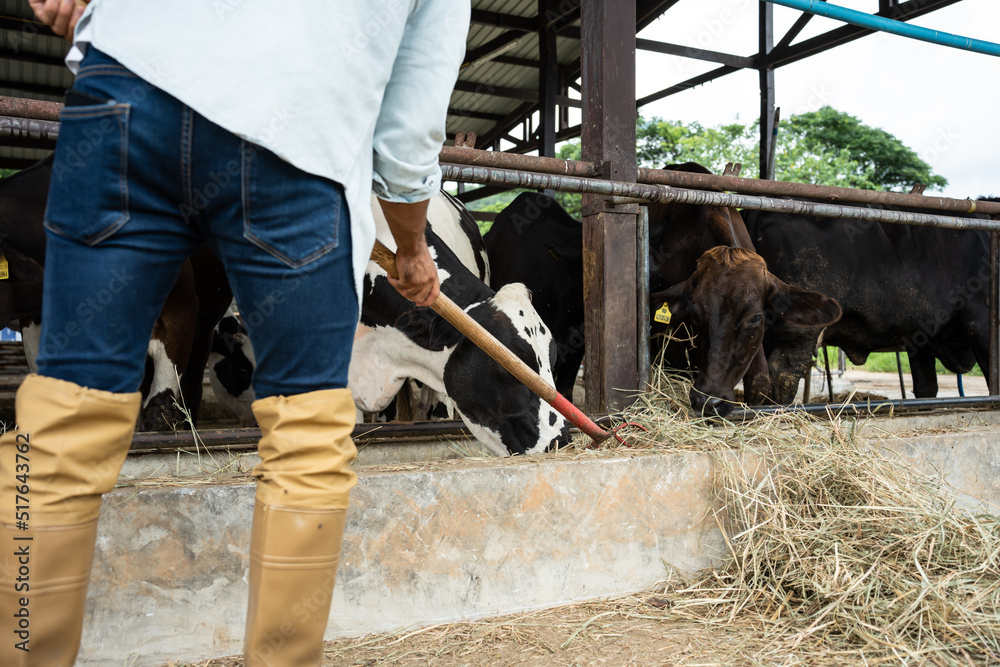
[650,280,690,323]
[766,274,841,336]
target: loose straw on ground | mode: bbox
[606,366,1000,665]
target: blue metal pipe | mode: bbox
[766,0,1000,57]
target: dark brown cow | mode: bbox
[486,163,842,416]
[650,246,842,415]
[646,163,771,408]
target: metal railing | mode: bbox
[3,94,997,412]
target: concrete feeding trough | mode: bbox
[76,409,1000,666]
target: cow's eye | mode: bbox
[749,314,762,326]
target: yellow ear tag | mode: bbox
[654,303,672,324]
[0,254,8,280]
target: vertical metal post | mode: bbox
[990,230,999,394]
[895,351,907,400]
[637,206,650,390]
[538,0,559,159]
[767,106,780,180]
[823,347,834,402]
[581,0,638,412]
[759,1,776,180]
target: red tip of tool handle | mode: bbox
[551,393,611,444]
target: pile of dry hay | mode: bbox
[610,368,1000,665]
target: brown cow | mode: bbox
[3,156,233,431]
[646,163,772,407]
[650,246,842,416]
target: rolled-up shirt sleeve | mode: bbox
[372,0,469,203]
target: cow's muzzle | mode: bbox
[689,386,736,417]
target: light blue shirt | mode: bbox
[69,0,469,304]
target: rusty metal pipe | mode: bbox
[6,98,992,219]
[637,166,1000,216]
[128,420,474,451]
[437,145,1000,216]
[0,95,61,122]
[440,164,1000,232]
[439,146,599,178]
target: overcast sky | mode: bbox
[631,0,999,199]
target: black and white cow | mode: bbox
[351,191,569,455]
[207,308,256,427]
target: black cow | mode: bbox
[484,192,584,398]
[744,203,994,401]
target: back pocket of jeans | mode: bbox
[242,141,342,269]
[44,103,131,245]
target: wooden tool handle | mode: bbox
[369,240,610,442]
[371,240,556,402]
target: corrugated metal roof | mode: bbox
[0,0,644,167]
[0,0,972,169]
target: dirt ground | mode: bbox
[165,591,834,667]
[843,368,988,400]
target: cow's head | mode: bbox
[651,246,841,416]
[444,283,570,455]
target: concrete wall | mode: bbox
[78,414,1000,666]
[82,452,726,666]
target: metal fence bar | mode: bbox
[734,395,1000,419]
[0,115,59,142]
[438,144,1000,216]
[992,231,1000,395]
[440,146,599,177]
[636,166,1000,216]
[636,206,650,390]
[4,98,997,218]
[440,163,1000,231]
[767,0,1000,57]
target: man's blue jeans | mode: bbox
[38,48,358,398]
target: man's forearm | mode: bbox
[378,199,430,252]
[376,198,440,308]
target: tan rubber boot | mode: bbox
[244,387,357,667]
[0,374,141,667]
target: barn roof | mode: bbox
[0,0,965,169]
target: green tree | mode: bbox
[634,107,946,192]
[635,118,757,173]
[785,106,947,191]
